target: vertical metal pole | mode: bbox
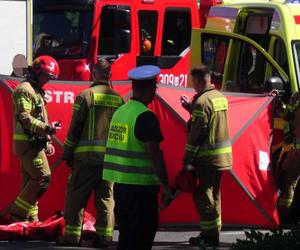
[27,0,33,64]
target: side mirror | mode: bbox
[264,76,285,96]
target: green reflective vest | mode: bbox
[103,99,160,185]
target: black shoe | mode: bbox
[56,236,80,246]
[92,236,111,249]
[189,234,219,247]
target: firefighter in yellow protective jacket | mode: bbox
[181,65,232,247]
[57,59,124,247]
[277,91,300,225]
[8,55,61,222]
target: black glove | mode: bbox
[46,122,61,135]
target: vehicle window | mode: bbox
[238,42,266,93]
[98,5,131,56]
[293,41,300,90]
[274,38,288,75]
[202,34,229,90]
[161,8,191,56]
[138,11,158,56]
[33,4,93,59]
[272,38,292,100]
[245,15,269,35]
[244,13,272,51]
[201,33,286,94]
[230,39,286,94]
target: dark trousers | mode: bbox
[114,183,160,250]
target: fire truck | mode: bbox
[32,0,216,86]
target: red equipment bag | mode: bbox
[0,211,64,240]
[0,211,96,241]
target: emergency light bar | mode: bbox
[286,0,300,3]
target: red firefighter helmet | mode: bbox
[175,164,199,193]
[32,55,60,80]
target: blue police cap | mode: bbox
[128,65,161,80]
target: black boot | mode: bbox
[189,233,219,247]
[92,236,112,249]
[56,236,81,246]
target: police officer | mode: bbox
[181,65,232,247]
[58,58,124,247]
[8,55,60,222]
[103,65,173,250]
[277,91,300,225]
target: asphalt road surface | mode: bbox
[0,227,251,250]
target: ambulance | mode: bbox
[32,0,207,86]
[190,0,300,101]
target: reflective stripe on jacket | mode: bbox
[12,81,49,156]
[185,86,232,169]
[103,99,160,185]
[62,83,124,163]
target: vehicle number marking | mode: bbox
[158,73,187,87]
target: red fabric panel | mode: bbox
[230,100,279,227]
[0,80,132,220]
[34,82,131,219]
[0,79,278,228]
[3,79,19,89]
[221,171,273,227]
[0,82,20,214]
[150,92,278,227]
[156,86,193,122]
[227,96,271,140]
[37,83,88,219]
[156,87,274,151]
[149,97,199,223]
[157,86,272,139]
